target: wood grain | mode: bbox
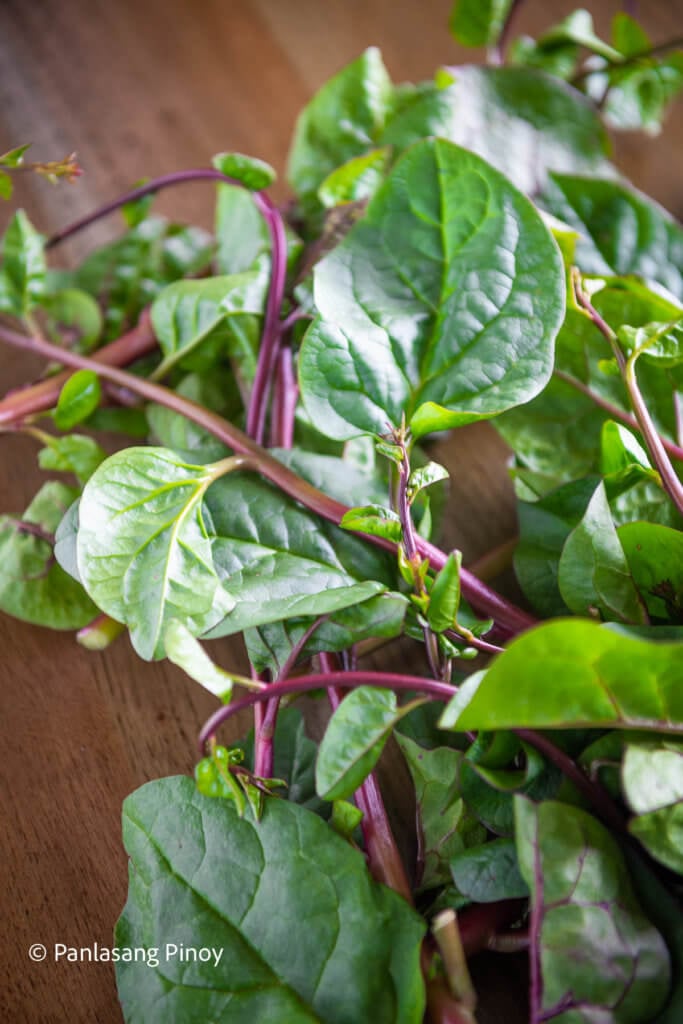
[0,2,681,1021]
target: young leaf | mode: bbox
[115,777,426,1024]
[212,152,276,191]
[287,47,394,221]
[331,799,364,839]
[204,473,394,638]
[150,271,267,379]
[38,433,106,486]
[624,737,683,874]
[0,170,12,200]
[340,504,402,543]
[618,522,683,621]
[0,482,97,629]
[449,0,513,49]
[618,318,683,368]
[450,838,528,903]
[53,369,101,431]
[318,148,391,209]
[516,796,670,1022]
[41,288,103,351]
[299,139,565,441]
[427,552,462,634]
[163,620,235,701]
[0,210,46,317]
[557,481,647,623]
[316,687,415,801]
[439,619,683,733]
[543,175,683,300]
[396,735,485,890]
[407,461,449,502]
[0,143,31,167]
[76,447,235,659]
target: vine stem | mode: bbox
[554,369,683,463]
[570,35,683,86]
[0,321,536,636]
[572,272,683,517]
[198,670,455,750]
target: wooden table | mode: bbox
[1,2,681,1021]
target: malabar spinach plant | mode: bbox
[2,3,683,1022]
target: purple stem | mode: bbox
[0,322,536,636]
[269,344,298,449]
[198,669,455,751]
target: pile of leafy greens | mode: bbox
[2,3,683,1022]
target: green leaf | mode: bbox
[38,433,106,485]
[558,481,647,623]
[0,482,97,629]
[515,796,670,1022]
[41,288,103,352]
[440,619,683,733]
[318,148,391,209]
[340,504,402,543]
[618,522,683,622]
[427,552,462,633]
[212,152,276,191]
[68,217,214,340]
[204,473,394,638]
[76,448,234,659]
[601,420,655,495]
[396,735,485,889]
[116,777,426,1024]
[514,476,599,616]
[0,171,13,200]
[316,688,415,801]
[150,271,267,379]
[239,708,327,817]
[407,461,449,502]
[163,620,235,701]
[0,210,46,316]
[0,143,31,167]
[331,800,364,839]
[53,369,101,431]
[299,138,565,441]
[618,318,683,367]
[287,48,394,222]
[449,0,513,49]
[543,175,683,300]
[450,837,528,903]
[437,66,612,195]
[244,593,408,678]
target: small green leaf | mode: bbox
[41,288,103,352]
[558,481,647,623]
[396,735,485,889]
[515,796,671,1022]
[407,461,449,502]
[318,148,391,208]
[0,483,97,629]
[0,143,31,167]
[53,370,102,431]
[440,619,683,733]
[618,522,683,622]
[427,552,462,634]
[449,0,513,49]
[618,319,683,368]
[164,620,235,701]
[115,777,426,1024]
[450,838,528,903]
[77,448,235,660]
[0,210,46,316]
[331,799,364,839]
[316,687,403,801]
[121,179,154,228]
[340,504,402,543]
[38,433,106,485]
[0,171,12,200]
[601,420,654,491]
[212,152,276,191]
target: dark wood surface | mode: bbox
[0,2,681,1021]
